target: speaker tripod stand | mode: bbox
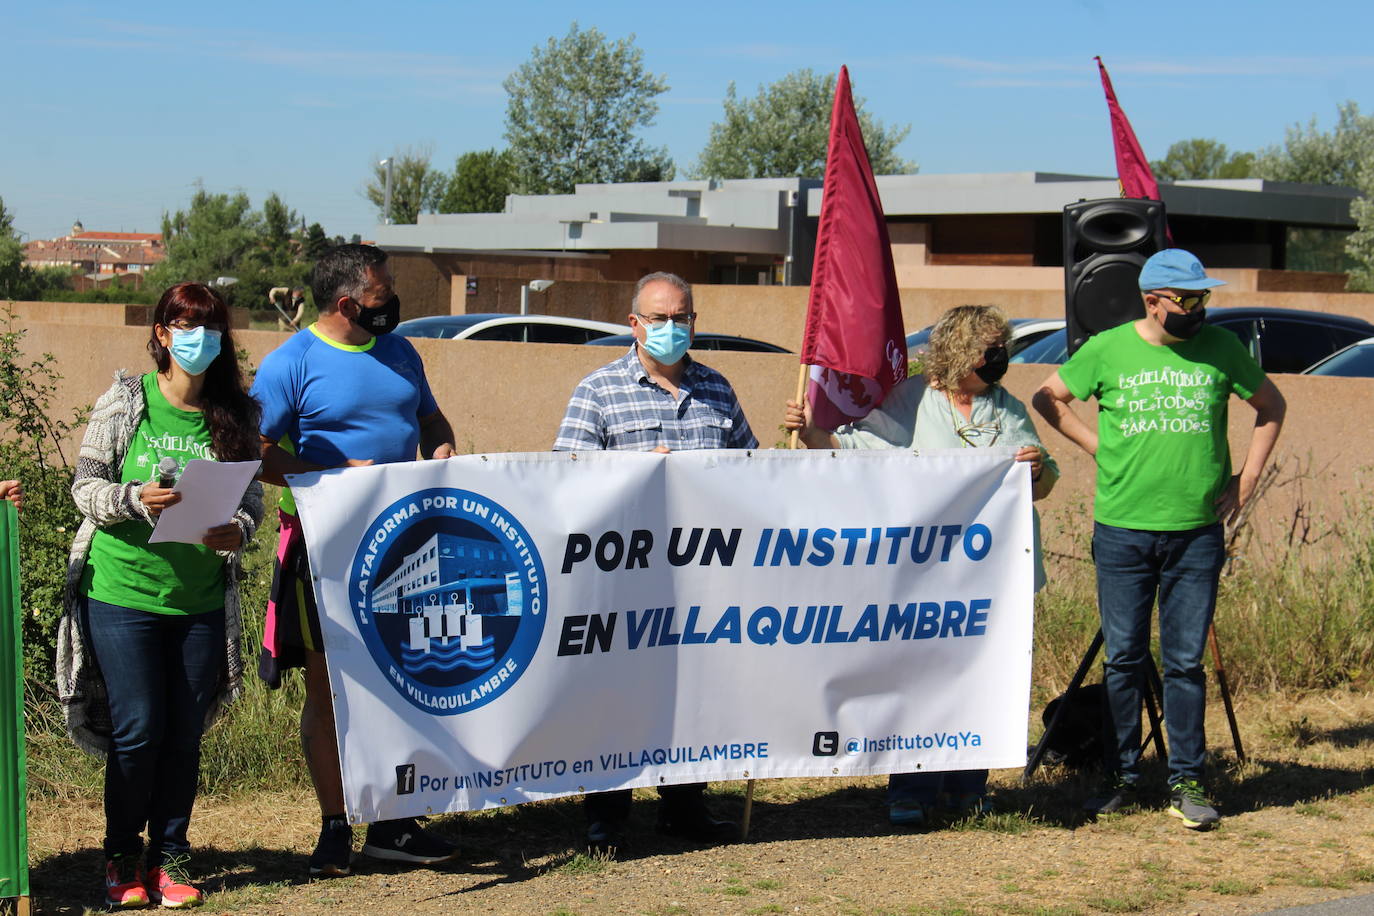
[1023,623,1245,784]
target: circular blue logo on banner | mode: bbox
[349,488,547,715]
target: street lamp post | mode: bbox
[380,158,395,225]
[519,279,555,316]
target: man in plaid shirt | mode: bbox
[554,271,756,855]
[555,274,756,453]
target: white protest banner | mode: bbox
[288,448,1033,823]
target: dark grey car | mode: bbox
[1010,307,1374,374]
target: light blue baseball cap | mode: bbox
[1138,248,1227,291]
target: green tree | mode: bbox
[260,192,298,266]
[150,187,316,309]
[151,188,262,308]
[439,149,517,214]
[1346,166,1374,291]
[0,199,75,301]
[1150,138,1255,182]
[0,198,26,300]
[366,147,446,224]
[1254,101,1374,290]
[303,222,331,261]
[503,23,673,194]
[693,69,915,180]
[1255,101,1374,187]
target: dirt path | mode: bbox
[24,690,1374,915]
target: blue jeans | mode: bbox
[1092,522,1224,786]
[888,770,988,807]
[79,597,224,865]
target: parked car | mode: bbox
[1010,307,1374,374]
[586,332,791,353]
[393,313,630,344]
[1302,336,1374,377]
[906,317,1065,356]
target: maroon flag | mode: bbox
[800,66,907,431]
[1095,56,1162,201]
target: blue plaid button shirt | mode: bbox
[554,347,758,451]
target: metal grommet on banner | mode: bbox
[832,768,839,775]
[481,455,489,462]
[426,806,433,814]
[499,797,507,805]
[742,771,750,778]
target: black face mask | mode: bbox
[974,345,1009,385]
[1161,306,1206,340]
[352,293,401,335]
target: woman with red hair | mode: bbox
[58,282,263,908]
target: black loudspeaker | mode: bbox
[1063,198,1168,355]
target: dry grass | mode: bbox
[24,689,1374,915]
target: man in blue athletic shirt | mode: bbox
[252,244,459,876]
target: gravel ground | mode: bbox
[23,690,1374,915]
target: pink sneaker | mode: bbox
[104,854,149,908]
[145,856,203,908]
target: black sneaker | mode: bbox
[309,817,354,878]
[1169,779,1220,830]
[361,817,458,865]
[656,799,737,844]
[1083,776,1138,816]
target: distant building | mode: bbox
[373,172,1360,315]
[23,221,165,285]
[369,531,525,658]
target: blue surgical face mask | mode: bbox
[169,326,222,376]
[640,319,691,365]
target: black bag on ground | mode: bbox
[1039,683,1105,770]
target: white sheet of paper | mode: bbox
[147,458,261,545]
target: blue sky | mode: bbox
[7,0,1372,242]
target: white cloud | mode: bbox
[44,19,504,84]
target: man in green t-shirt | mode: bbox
[1033,249,1286,830]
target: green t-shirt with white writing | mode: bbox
[1058,322,1266,531]
[82,373,225,614]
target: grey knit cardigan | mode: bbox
[56,371,264,756]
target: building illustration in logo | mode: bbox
[350,487,548,715]
[369,532,525,674]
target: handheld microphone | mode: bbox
[157,457,179,489]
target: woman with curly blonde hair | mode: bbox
[785,304,1058,827]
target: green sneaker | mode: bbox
[1169,779,1219,830]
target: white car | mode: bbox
[394,313,630,344]
[906,317,1065,356]
[1302,336,1374,377]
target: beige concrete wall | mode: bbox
[693,285,1374,350]
[6,300,250,329]
[7,301,151,328]
[23,321,1371,568]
